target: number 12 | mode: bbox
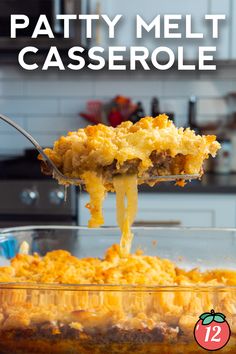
[205,326,221,342]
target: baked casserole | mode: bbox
[0,240,236,354]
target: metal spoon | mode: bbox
[0,113,200,185]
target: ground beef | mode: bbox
[102,151,178,181]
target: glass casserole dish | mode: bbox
[0,226,236,354]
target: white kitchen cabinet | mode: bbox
[92,0,211,60]
[79,192,236,228]
[89,0,232,61]
[231,0,236,58]
[208,0,231,60]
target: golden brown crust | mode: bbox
[1,246,236,352]
[2,245,236,286]
[40,115,220,183]
[1,246,236,332]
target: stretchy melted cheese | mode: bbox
[113,175,138,257]
[40,115,220,256]
[82,171,106,228]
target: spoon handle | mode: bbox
[0,112,72,182]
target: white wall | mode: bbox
[0,64,235,155]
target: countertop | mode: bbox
[139,174,236,194]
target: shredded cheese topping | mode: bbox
[1,245,236,286]
[1,245,236,335]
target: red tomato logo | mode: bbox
[194,310,231,351]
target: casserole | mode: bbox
[0,226,235,353]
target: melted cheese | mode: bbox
[82,171,106,228]
[82,172,138,256]
[41,116,221,257]
[113,175,138,257]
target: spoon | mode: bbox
[0,113,200,185]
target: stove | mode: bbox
[0,150,78,227]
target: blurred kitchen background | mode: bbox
[1,0,236,229]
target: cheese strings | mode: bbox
[113,175,138,257]
[82,171,106,228]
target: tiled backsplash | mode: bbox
[0,64,236,154]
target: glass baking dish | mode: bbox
[0,226,236,354]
